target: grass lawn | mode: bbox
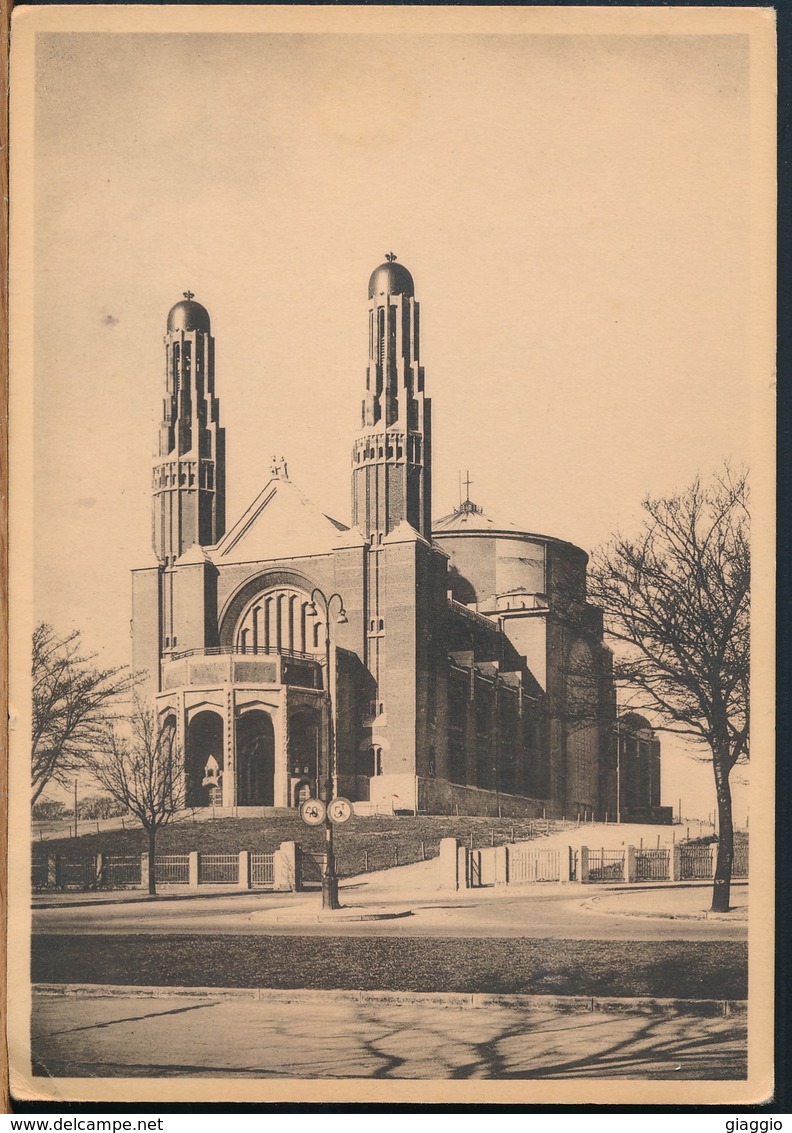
[32,814,564,878]
[32,934,747,1000]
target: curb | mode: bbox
[33,982,747,1017]
[260,907,414,923]
[582,895,749,922]
[32,888,291,910]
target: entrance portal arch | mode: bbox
[288,707,322,804]
[236,710,275,807]
[186,711,223,808]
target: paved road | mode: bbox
[32,880,747,941]
[31,987,746,1081]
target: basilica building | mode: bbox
[131,257,669,822]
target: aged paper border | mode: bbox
[7,3,777,1107]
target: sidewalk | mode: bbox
[30,983,747,1083]
[584,882,748,921]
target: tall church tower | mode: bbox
[153,293,226,564]
[351,255,431,540]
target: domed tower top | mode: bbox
[167,291,211,334]
[368,254,414,301]
[353,251,430,540]
[155,290,225,566]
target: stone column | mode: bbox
[274,841,298,891]
[223,689,235,808]
[494,845,508,886]
[188,851,199,888]
[47,855,62,889]
[626,845,638,883]
[273,693,289,808]
[238,850,251,890]
[580,846,590,884]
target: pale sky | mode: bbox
[28,26,758,822]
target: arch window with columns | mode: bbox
[234,586,326,657]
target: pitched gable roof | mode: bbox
[213,477,349,565]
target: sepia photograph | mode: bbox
[7,4,776,1106]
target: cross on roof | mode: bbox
[183,290,195,301]
[463,471,473,501]
[385,252,397,262]
[271,455,289,481]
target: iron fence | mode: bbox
[250,852,275,887]
[339,840,437,876]
[635,848,670,881]
[154,854,190,884]
[469,847,497,887]
[733,842,749,878]
[60,858,96,888]
[31,860,48,889]
[103,855,142,887]
[299,850,327,888]
[587,849,625,883]
[509,846,560,883]
[680,844,712,880]
[198,853,239,884]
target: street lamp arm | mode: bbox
[308,588,347,620]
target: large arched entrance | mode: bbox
[288,707,322,805]
[236,710,275,806]
[186,711,223,808]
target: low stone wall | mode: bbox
[418,778,550,819]
[365,773,552,818]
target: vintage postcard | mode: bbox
[7,4,776,1106]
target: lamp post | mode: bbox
[307,588,347,910]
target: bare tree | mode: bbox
[32,623,135,804]
[87,700,185,895]
[588,467,749,911]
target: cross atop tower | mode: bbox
[457,469,482,515]
[385,252,397,262]
[271,455,289,481]
[183,290,195,301]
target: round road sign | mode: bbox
[327,797,353,825]
[300,798,326,826]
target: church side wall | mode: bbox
[171,562,212,654]
[131,566,162,692]
[439,534,496,604]
[379,539,418,775]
